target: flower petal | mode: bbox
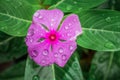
[25,23,47,46]
[28,41,53,66]
[33,9,63,30]
[58,14,82,41]
[52,41,77,67]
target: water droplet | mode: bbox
[32,75,39,80]
[70,45,73,51]
[58,48,64,53]
[54,53,58,57]
[30,38,33,43]
[41,59,45,64]
[28,29,34,36]
[99,57,105,63]
[67,33,71,36]
[62,34,64,37]
[34,12,39,17]
[1,27,5,30]
[72,62,78,70]
[105,17,111,22]
[65,26,69,30]
[75,31,79,35]
[51,18,55,21]
[66,5,72,11]
[104,42,115,49]
[18,2,22,7]
[38,15,43,19]
[32,50,38,57]
[68,23,72,26]
[43,49,49,56]
[50,23,53,26]
[73,18,77,22]
[74,1,77,4]
[62,55,67,61]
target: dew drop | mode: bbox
[70,45,73,51]
[17,32,20,34]
[32,50,38,57]
[28,29,34,36]
[62,34,64,37]
[41,59,46,64]
[50,23,53,26]
[58,48,64,53]
[68,23,72,26]
[74,1,77,4]
[34,12,39,17]
[38,15,43,19]
[75,30,79,35]
[62,55,67,61]
[1,27,5,30]
[105,17,111,22]
[65,26,69,30]
[43,49,49,56]
[67,33,71,36]
[99,57,105,63]
[51,18,55,22]
[18,2,22,7]
[104,42,115,49]
[73,18,77,22]
[66,5,72,11]
[32,75,39,80]
[73,62,78,68]
[30,38,33,43]
[54,53,58,57]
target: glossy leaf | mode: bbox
[49,0,107,12]
[0,0,40,36]
[77,10,120,51]
[88,51,120,80]
[24,52,84,80]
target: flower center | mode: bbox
[49,34,56,41]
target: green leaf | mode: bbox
[0,32,27,63]
[0,60,26,80]
[49,0,107,12]
[24,52,84,80]
[0,0,40,36]
[43,0,60,5]
[77,10,120,51]
[88,51,120,80]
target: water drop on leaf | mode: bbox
[66,5,72,11]
[104,42,115,49]
[105,17,111,22]
[32,75,39,80]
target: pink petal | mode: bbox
[25,23,47,46]
[28,41,53,66]
[58,14,82,41]
[33,9,63,30]
[52,41,77,67]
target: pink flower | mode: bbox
[25,9,82,67]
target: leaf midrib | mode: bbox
[0,12,32,23]
[83,27,120,34]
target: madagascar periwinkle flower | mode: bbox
[25,9,82,67]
